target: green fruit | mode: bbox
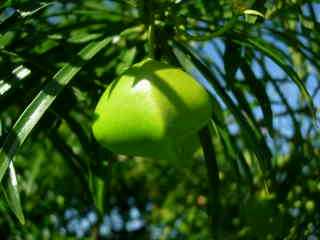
[92,58,212,160]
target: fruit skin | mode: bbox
[92,58,212,160]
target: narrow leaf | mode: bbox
[211,117,253,184]
[223,40,260,132]
[0,36,112,186]
[235,36,314,115]
[0,3,54,33]
[17,2,55,18]
[199,126,221,238]
[172,41,272,179]
[240,62,273,130]
[243,9,265,18]
[1,162,25,224]
[0,0,12,9]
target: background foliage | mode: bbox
[1,0,320,239]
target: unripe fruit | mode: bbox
[92,58,212,161]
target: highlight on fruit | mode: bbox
[92,58,212,161]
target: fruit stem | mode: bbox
[148,23,156,59]
[147,0,156,59]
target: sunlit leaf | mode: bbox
[0,37,112,192]
[1,162,25,224]
[243,9,264,18]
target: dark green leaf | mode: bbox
[172,41,272,180]
[0,37,112,193]
[198,125,220,238]
[234,36,314,116]
[240,61,273,130]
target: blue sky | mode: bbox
[190,3,320,154]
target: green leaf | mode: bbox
[49,130,88,189]
[198,125,221,238]
[0,35,112,211]
[211,117,253,183]
[0,0,12,9]
[172,41,272,180]
[88,173,106,215]
[240,62,273,130]
[243,9,264,24]
[223,40,261,134]
[234,36,315,116]
[116,47,137,74]
[243,9,264,18]
[0,10,19,33]
[16,2,55,18]
[265,72,303,140]
[0,3,54,33]
[1,162,25,224]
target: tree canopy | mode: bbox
[0,0,320,239]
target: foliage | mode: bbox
[0,0,320,239]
